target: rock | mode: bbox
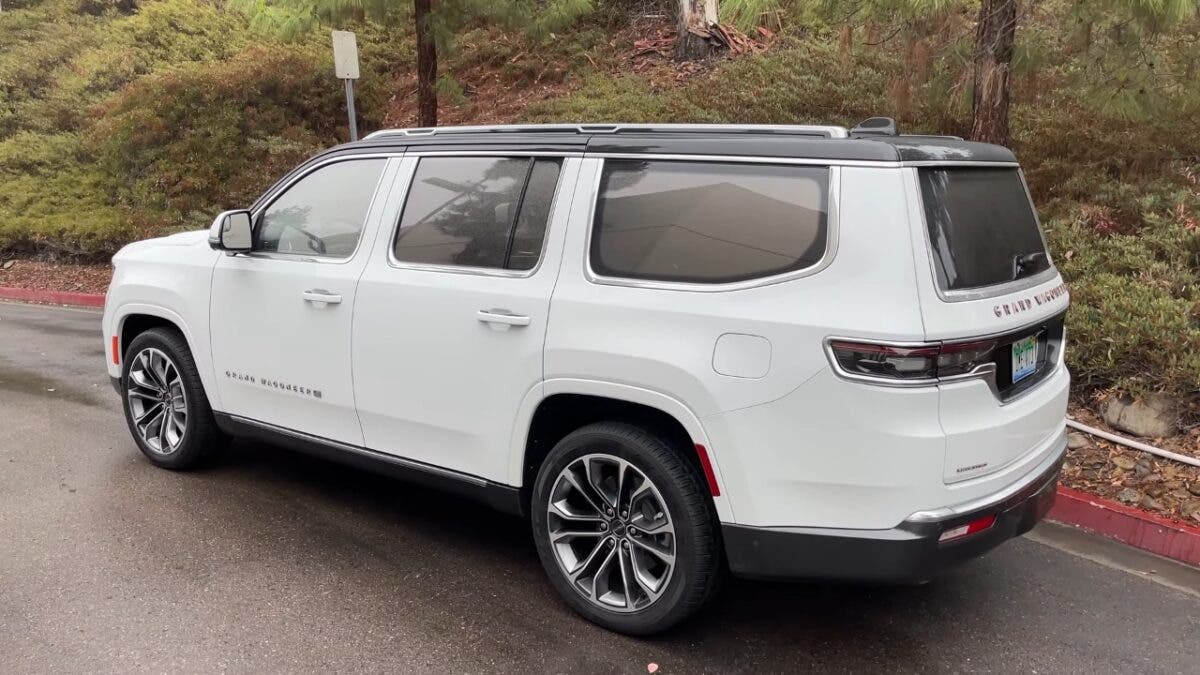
[1145,484,1167,498]
[1139,495,1164,510]
[1134,458,1152,477]
[1102,395,1179,438]
[1,259,13,270]
[1117,487,1143,504]
[1183,501,1200,519]
[1067,432,1090,450]
[1111,455,1137,470]
[1188,482,1200,496]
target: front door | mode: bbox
[353,155,580,482]
[210,156,394,446]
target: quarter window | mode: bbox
[591,160,830,284]
[393,157,563,270]
[256,159,386,258]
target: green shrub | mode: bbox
[91,42,388,227]
[1045,185,1200,396]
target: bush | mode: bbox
[1045,183,1200,396]
[90,43,384,224]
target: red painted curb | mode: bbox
[0,286,106,308]
[1048,485,1200,567]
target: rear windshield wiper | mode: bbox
[1011,252,1047,281]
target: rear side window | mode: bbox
[591,160,829,284]
[393,156,562,270]
[919,168,1051,292]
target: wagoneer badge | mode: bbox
[226,370,322,399]
[992,282,1068,318]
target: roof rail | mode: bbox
[362,123,849,140]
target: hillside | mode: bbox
[1,0,1198,409]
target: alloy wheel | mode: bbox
[126,347,188,455]
[546,453,676,613]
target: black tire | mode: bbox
[120,327,224,470]
[531,421,720,635]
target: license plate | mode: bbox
[1011,335,1039,383]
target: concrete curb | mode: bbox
[0,286,105,308]
[1048,485,1200,567]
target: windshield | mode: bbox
[918,167,1051,292]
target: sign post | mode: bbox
[331,30,361,141]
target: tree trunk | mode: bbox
[970,0,1017,146]
[414,0,438,127]
[674,0,718,61]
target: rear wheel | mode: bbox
[531,421,720,635]
[121,328,223,470]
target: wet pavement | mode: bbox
[2,300,1199,673]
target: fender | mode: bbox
[110,302,223,412]
[506,377,734,523]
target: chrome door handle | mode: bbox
[476,309,531,331]
[302,289,342,305]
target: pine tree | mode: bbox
[969,0,1016,144]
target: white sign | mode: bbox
[331,30,360,80]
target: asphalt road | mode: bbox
[2,301,1198,674]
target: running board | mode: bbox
[213,412,525,517]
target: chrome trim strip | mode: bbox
[245,153,403,265]
[589,152,896,168]
[404,150,585,158]
[581,162,842,293]
[226,414,490,487]
[900,160,1020,168]
[904,428,1066,523]
[364,123,849,140]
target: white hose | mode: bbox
[1066,418,1200,468]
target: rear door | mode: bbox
[903,165,1070,483]
[352,154,580,483]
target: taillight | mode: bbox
[828,338,996,383]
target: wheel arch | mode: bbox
[112,304,221,411]
[511,379,732,522]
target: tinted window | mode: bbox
[393,157,561,269]
[508,160,562,271]
[591,160,829,284]
[919,168,1051,291]
[257,159,386,257]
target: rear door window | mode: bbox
[591,160,829,284]
[393,156,562,270]
[918,168,1051,292]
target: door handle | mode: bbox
[476,309,531,331]
[302,289,343,305]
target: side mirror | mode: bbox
[208,210,253,253]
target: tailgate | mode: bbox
[903,165,1071,482]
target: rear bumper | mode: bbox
[722,433,1066,582]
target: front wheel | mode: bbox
[121,327,224,470]
[531,422,721,635]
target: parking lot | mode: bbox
[2,301,1199,673]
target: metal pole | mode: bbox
[344,78,358,141]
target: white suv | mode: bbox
[102,121,1070,634]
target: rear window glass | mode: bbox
[918,168,1050,292]
[393,156,561,270]
[591,160,829,284]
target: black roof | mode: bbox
[299,124,1017,173]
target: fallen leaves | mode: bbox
[0,259,112,294]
